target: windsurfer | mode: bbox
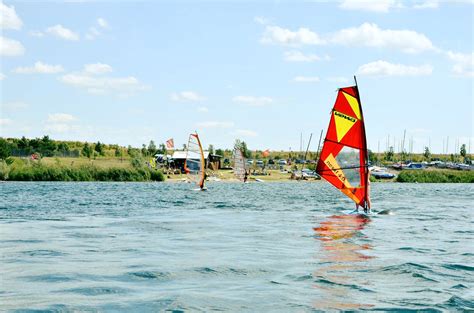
[200,172,207,190]
[366,170,372,212]
[356,171,371,213]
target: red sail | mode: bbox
[316,85,369,208]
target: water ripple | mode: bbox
[0,182,472,311]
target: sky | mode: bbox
[1,0,473,154]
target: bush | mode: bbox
[0,160,9,180]
[4,161,165,182]
[397,170,474,183]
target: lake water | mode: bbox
[1,182,473,312]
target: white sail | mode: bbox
[184,133,205,188]
[233,146,246,182]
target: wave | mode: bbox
[441,263,474,272]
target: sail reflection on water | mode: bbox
[312,214,374,310]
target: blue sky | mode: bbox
[1,0,473,154]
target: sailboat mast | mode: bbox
[301,133,313,176]
[353,75,369,209]
[315,129,324,162]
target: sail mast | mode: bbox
[184,132,206,188]
[353,75,369,209]
[301,133,313,176]
[194,131,206,188]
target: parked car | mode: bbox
[371,171,396,179]
[456,163,471,171]
[405,163,425,170]
[278,159,287,165]
[301,168,320,179]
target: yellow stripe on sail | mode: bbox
[333,110,356,142]
[342,91,361,120]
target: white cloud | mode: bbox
[44,113,78,133]
[0,36,25,56]
[46,24,79,41]
[197,106,209,112]
[262,23,434,54]
[445,51,474,77]
[47,113,77,123]
[413,1,439,9]
[97,17,109,28]
[232,96,273,106]
[0,2,22,30]
[331,23,435,54]
[60,73,149,95]
[357,60,433,76]
[327,77,350,83]
[85,19,109,40]
[44,123,78,133]
[196,121,234,128]
[292,76,320,83]
[85,27,100,40]
[13,61,64,74]
[84,63,113,75]
[170,91,206,102]
[260,25,325,46]
[0,118,12,126]
[254,16,270,25]
[234,129,258,137]
[0,73,5,80]
[339,0,403,12]
[284,50,329,62]
[29,30,44,37]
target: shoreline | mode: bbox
[1,157,472,183]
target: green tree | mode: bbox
[368,149,377,164]
[460,144,467,158]
[0,138,12,159]
[148,140,157,155]
[208,144,214,154]
[115,146,121,157]
[385,146,394,161]
[157,143,166,154]
[82,143,92,158]
[18,136,29,150]
[94,141,104,156]
[215,148,224,157]
[423,147,431,160]
[57,142,70,154]
[234,139,251,158]
[39,135,57,157]
[141,144,148,156]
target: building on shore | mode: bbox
[171,151,222,172]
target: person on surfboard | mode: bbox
[200,172,207,190]
[356,170,371,214]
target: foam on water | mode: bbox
[0,182,473,311]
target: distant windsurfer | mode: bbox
[200,172,207,190]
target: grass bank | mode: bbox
[0,158,164,182]
[396,170,474,183]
